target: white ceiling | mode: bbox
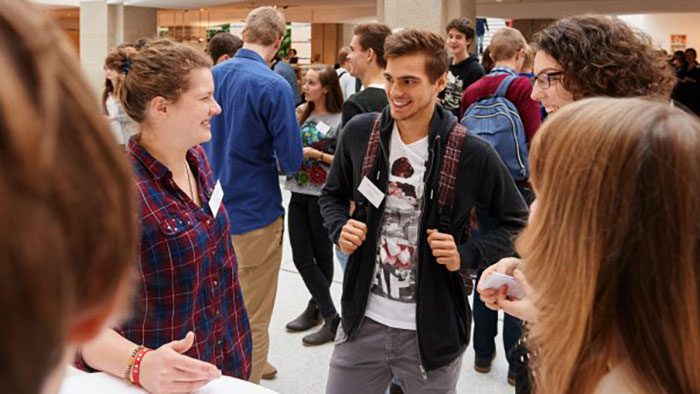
[34,0,700,18]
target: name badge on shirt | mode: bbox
[316,121,331,136]
[358,176,385,209]
[209,180,224,218]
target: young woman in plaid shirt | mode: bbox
[79,39,252,393]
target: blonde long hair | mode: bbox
[518,98,700,394]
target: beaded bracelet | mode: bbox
[131,347,153,387]
[123,345,144,383]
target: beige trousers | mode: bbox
[231,216,284,384]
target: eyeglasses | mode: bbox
[534,71,564,90]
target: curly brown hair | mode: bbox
[533,15,675,100]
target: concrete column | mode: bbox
[511,19,555,43]
[80,1,157,96]
[80,0,111,97]
[123,6,157,43]
[378,0,476,51]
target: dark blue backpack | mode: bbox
[461,75,529,181]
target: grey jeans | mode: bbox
[325,318,463,394]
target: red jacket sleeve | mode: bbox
[508,78,541,145]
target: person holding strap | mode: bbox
[79,39,252,393]
[478,97,700,393]
[284,65,344,345]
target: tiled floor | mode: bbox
[258,186,513,394]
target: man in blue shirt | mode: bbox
[203,6,303,384]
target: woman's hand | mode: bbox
[494,269,538,323]
[139,331,221,394]
[477,257,523,310]
[303,147,320,159]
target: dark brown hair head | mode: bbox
[384,28,449,83]
[115,38,212,123]
[353,23,392,69]
[533,14,676,100]
[207,32,243,64]
[300,65,344,125]
[445,17,475,41]
[0,1,137,393]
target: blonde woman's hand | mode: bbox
[477,257,523,310]
[495,269,538,323]
[139,331,221,394]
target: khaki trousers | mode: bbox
[231,216,284,384]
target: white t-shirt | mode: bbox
[336,67,358,101]
[364,123,429,330]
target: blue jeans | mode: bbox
[335,248,349,271]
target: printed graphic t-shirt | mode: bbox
[364,123,429,330]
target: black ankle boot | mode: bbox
[302,314,340,346]
[286,299,322,332]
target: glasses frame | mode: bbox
[534,70,564,90]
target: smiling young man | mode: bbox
[439,17,484,117]
[341,23,392,126]
[320,28,528,394]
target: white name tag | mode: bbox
[316,121,331,136]
[209,180,224,218]
[358,176,385,208]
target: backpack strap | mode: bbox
[436,122,468,232]
[494,75,517,98]
[355,114,382,221]
[360,114,382,180]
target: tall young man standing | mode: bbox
[440,17,485,117]
[342,23,392,126]
[204,6,303,384]
[320,28,528,393]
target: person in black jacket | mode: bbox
[439,17,485,117]
[320,28,528,394]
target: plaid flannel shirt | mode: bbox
[118,140,252,379]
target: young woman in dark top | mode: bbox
[284,65,344,346]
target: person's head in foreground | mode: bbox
[518,97,700,394]
[0,1,137,393]
[531,14,675,114]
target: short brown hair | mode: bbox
[208,32,242,63]
[0,1,137,393]
[353,23,392,69]
[446,17,475,41]
[242,6,285,46]
[337,46,351,66]
[115,39,212,123]
[533,14,676,100]
[489,27,527,62]
[384,28,448,83]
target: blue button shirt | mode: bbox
[204,48,303,235]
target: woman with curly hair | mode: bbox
[284,65,344,345]
[479,97,700,393]
[529,14,675,114]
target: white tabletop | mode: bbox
[59,371,278,394]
